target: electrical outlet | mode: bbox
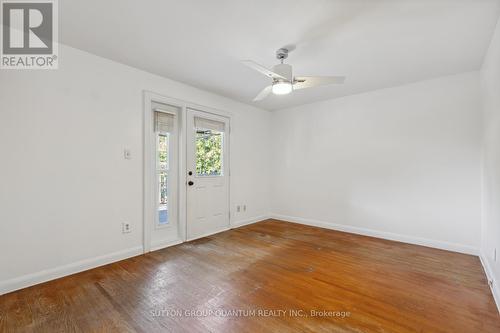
[236,205,241,213]
[122,222,131,234]
[243,205,246,212]
[494,248,497,262]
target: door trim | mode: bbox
[143,92,186,253]
[143,91,232,252]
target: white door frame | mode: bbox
[143,91,232,253]
[143,92,185,253]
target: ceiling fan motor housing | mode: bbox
[272,63,293,82]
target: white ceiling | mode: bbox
[60,0,500,111]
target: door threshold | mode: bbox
[186,226,231,242]
[150,238,183,252]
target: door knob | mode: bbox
[188,181,194,186]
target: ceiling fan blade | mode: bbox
[253,85,272,101]
[293,76,346,90]
[242,60,287,80]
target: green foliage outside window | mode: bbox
[158,134,169,204]
[196,130,223,176]
[158,134,168,169]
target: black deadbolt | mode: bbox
[188,171,193,176]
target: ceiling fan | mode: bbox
[242,48,346,101]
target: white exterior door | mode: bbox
[186,108,229,240]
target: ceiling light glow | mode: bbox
[272,81,292,95]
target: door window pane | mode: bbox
[158,171,168,224]
[157,133,169,225]
[158,134,169,171]
[196,129,223,176]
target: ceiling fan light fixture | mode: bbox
[272,81,293,95]
[242,48,345,101]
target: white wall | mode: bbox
[270,72,483,253]
[480,15,500,307]
[0,45,271,294]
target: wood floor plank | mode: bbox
[1,219,499,332]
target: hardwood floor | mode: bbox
[1,219,499,332]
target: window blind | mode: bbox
[153,102,177,133]
[194,116,225,132]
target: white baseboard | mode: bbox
[231,215,270,228]
[480,252,500,314]
[0,246,143,296]
[270,214,479,255]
